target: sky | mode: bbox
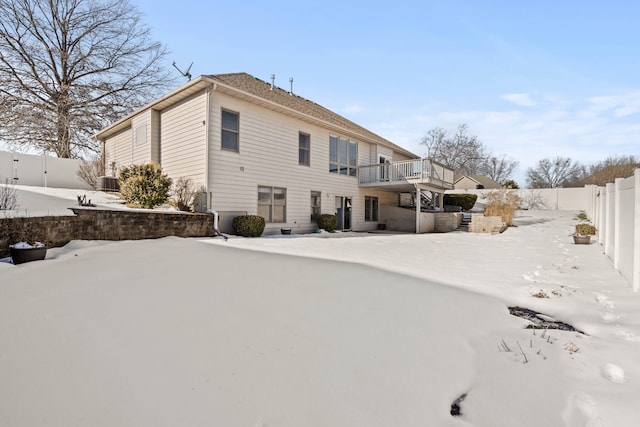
[9,0,633,187]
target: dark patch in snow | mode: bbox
[450,393,467,417]
[508,306,585,334]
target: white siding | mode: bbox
[104,127,133,176]
[393,151,413,162]
[377,145,393,162]
[160,91,207,187]
[207,92,394,234]
[131,110,152,165]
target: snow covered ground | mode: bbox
[0,187,638,426]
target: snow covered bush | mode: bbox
[317,214,337,232]
[232,215,265,237]
[118,163,172,209]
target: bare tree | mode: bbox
[480,154,519,184]
[76,154,105,189]
[576,155,639,186]
[525,157,583,188]
[0,0,175,158]
[420,124,487,175]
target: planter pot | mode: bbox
[281,228,292,235]
[573,235,591,245]
[10,246,48,264]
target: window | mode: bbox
[329,135,357,176]
[365,196,378,221]
[310,191,321,221]
[258,186,287,223]
[221,109,239,151]
[299,132,310,166]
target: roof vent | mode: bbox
[289,77,294,95]
[270,74,275,91]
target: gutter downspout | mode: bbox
[207,209,228,240]
[205,85,213,209]
[204,85,228,241]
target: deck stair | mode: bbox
[458,213,472,231]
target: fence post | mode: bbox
[614,178,623,270]
[604,183,615,258]
[633,169,640,292]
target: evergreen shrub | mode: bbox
[118,163,172,208]
[317,214,338,232]
[232,215,266,237]
[443,194,478,211]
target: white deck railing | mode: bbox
[358,158,454,189]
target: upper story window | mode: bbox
[221,109,239,152]
[329,135,357,176]
[299,132,310,166]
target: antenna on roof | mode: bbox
[270,74,275,91]
[172,61,193,81]
[289,77,294,95]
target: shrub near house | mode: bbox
[317,214,338,232]
[118,163,172,208]
[232,215,266,237]
[443,194,478,211]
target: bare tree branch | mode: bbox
[0,0,176,158]
[525,157,583,188]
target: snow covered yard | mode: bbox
[0,187,638,426]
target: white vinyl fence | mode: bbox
[0,151,90,189]
[593,169,640,292]
[448,172,640,291]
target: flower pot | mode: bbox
[10,246,48,264]
[573,235,591,245]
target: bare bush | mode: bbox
[77,157,105,189]
[484,190,520,226]
[0,178,18,210]
[171,177,197,212]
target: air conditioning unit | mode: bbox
[96,176,120,192]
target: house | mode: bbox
[93,73,454,234]
[454,174,502,190]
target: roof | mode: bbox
[94,72,417,158]
[454,174,502,189]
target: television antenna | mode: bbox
[172,61,193,81]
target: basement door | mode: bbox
[335,196,352,231]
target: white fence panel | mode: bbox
[595,170,640,291]
[614,176,635,279]
[0,151,90,189]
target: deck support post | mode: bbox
[415,185,420,233]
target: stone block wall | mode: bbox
[469,214,506,234]
[0,208,215,258]
[434,212,463,232]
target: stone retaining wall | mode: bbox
[434,212,463,232]
[0,208,215,258]
[469,214,506,234]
